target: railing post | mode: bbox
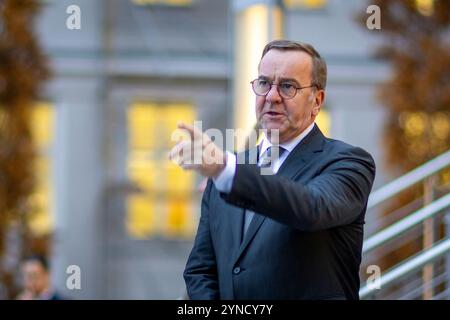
[423,175,437,299]
[445,210,450,300]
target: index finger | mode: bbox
[177,122,203,140]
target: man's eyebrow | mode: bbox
[279,77,300,84]
[257,75,300,85]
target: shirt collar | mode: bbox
[259,122,316,156]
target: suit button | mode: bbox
[233,267,241,275]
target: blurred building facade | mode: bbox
[34,0,389,298]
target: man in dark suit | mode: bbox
[169,40,376,300]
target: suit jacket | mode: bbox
[184,124,376,300]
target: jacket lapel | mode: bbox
[236,212,265,259]
[229,146,258,257]
[229,205,245,250]
[234,124,326,262]
[277,124,325,178]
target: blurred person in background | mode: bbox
[16,255,64,300]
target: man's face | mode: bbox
[22,261,49,295]
[255,49,324,143]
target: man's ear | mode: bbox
[312,90,324,116]
[312,105,320,116]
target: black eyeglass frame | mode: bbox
[250,79,317,99]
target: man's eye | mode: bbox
[258,80,269,86]
[281,83,294,90]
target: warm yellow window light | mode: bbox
[284,0,327,9]
[126,102,197,239]
[316,108,330,137]
[29,103,54,236]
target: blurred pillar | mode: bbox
[232,0,284,151]
[52,77,105,299]
[48,0,109,299]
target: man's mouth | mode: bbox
[265,111,283,117]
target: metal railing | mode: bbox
[361,150,450,299]
[367,150,450,209]
[360,238,450,299]
[363,193,450,253]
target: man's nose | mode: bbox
[265,84,282,103]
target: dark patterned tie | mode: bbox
[243,146,286,238]
[259,146,286,170]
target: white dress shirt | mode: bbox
[213,122,316,193]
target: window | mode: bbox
[283,0,327,10]
[316,108,330,137]
[29,103,54,236]
[126,102,197,239]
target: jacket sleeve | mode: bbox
[183,179,220,299]
[221,146,376,232]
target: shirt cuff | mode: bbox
[213,151,236,193]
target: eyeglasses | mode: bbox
[250,78,316,99]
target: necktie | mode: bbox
[242,146,286,238]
